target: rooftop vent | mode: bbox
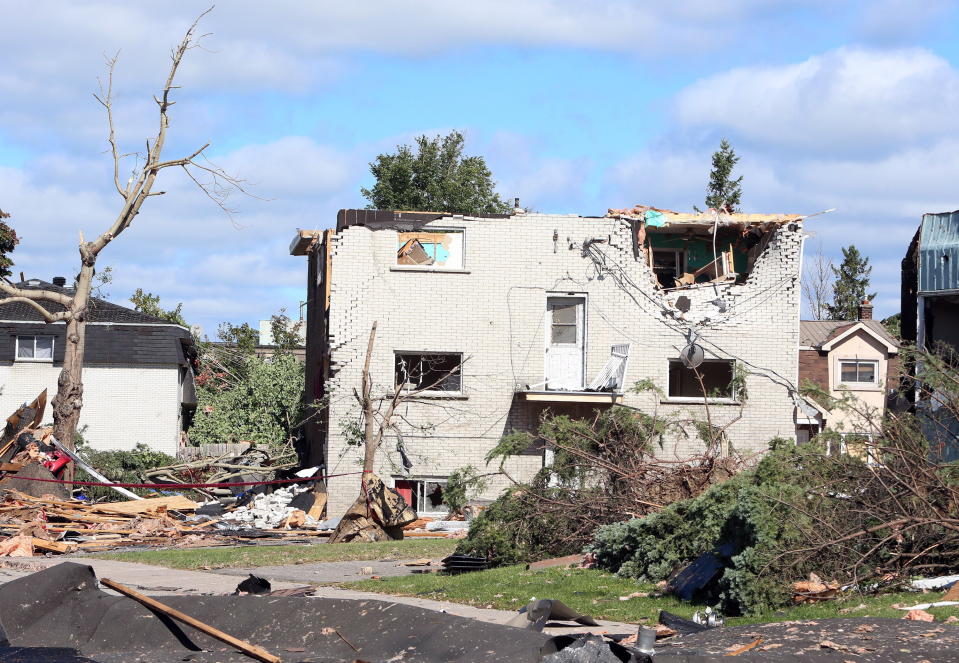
[52,276,67,287]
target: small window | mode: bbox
[16,335,54,361]
[668,359,735,399]
[652,249,684,288]
[395,352,462,393]
[394,479,447,514]
[839,360,877,385]
[396,229,464,270]
[550,301,579,344]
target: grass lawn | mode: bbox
[348,565,959,626]
[92,539,457,570]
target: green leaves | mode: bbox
[0,212,19,280]
[361,130,511,216]
[190,352,306,451]
[827,245,876,320]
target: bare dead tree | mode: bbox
[802,241,834,320]
[330,321,468,542]
[0,9,247,453]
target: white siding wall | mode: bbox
[320,213,803,515]
[0,362,181,455]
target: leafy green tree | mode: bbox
[0,208,19,279]
[827,245,877,320]
[361,130,511,215]
[190,351,305,455]
[130,288,187,326]
[882,312,901,339]
[269,309,304,351]
[703,138,743,213]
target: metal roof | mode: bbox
[919,210,959,293]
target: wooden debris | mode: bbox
[527,553,586,571]
[101,578,281,663]
[91,495,197,516]
[792,572,841,603]
[725,637,762,656]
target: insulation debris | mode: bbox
[220,485,314,530]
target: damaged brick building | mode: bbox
[292,206,808,517]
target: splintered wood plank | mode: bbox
[89,495,198,515]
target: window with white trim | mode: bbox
[16,335,54,361]
[838,359,878,386]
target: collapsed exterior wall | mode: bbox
[297,210,804,517]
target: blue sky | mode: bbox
[3,0,959,332]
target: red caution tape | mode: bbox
[0,470,363,490]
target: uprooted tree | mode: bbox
[589,347,959,615]
[330,322,467,542]
[0,10,245,453]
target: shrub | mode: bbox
[74,443,177,501]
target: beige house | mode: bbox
[798,301,900,448]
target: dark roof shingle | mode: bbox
[0,280,184,326]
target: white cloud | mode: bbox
[674,47,959,158]
[0,135,355,333]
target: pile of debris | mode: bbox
[0,490,208,556]
[0,485,336,557]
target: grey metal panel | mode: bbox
[919,211,959,292]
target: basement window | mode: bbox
[838,360,878,386]
[668,359,735,399]
[396,229,464,270]
[394,479,447,514]
[15,335,54,361]
[395,352,463,393]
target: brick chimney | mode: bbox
[858,299,873,320]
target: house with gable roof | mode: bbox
[0,278,197,455]
[798,300,900,447]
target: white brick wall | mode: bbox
[321,213,803,515]
[0,362,181,455]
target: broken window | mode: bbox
[652,249,684,288]
[396,229,464,269]
[668,359,735,399]
[395,352,462,393]
[16,335,54,361]
[394,479,447,513]
[839,360,877,385]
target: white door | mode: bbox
[546,296,585,389]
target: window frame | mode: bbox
[664,358,739,404]
[394,351,465,397]
[836,358,880,389]
[651,248,685,288]
[394,477,449,516]
[393,227,467,272]
[15,335,55,363]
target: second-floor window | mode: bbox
[16,335,54,361]
[396,229,464,270]
[839,360,878,386]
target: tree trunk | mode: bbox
[52,263,94,453]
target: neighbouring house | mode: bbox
[0,278,197,455]
[902,210,959,460]
[291,206,808,517]
[798,302,900,450]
